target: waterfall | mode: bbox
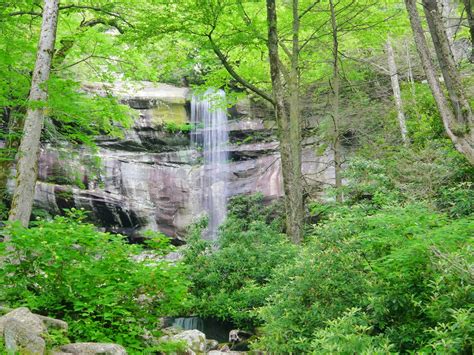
[172,317,204,331]
[191,89,229,240]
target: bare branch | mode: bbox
[299,0,322,19]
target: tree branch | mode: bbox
[81,18,125,33]
[208,34,274,105]
[58,4,134,28]
[8,11,42,17]
[299,0,322,19]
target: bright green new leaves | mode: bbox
[0,210,190,351]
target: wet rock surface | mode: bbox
[22,82,337,242]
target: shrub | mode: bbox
[338,157,400,208]
[254,205,473,353]
[255,206,372,353]
[183,194,296,328]
[0,210,190,351]
[436,182,474,218]
[343,142,474,209]
[310,308,395,354]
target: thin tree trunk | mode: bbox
[9,0,60,226]
[423,0,473,129]
[288,0,304,241]
[462,0,474,62]
[405,0,474,164]
[329,0,343,202]
[386,37,409,145]
[266,0,303,243]
[405,39,421,120]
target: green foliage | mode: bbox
[147,339,189,354]
[338,157,400,207]
[46,77,133,146]
[436,182,474,218]
[44,328,70,351]
[0,199,8,221]
[402,82,445,145]
[422,308,474,353]
[163,121,192,134]
[255,205,473,353]
[0,210,190,351]
[310,309,396,354]
[346,141,474,210]
[183,194,296,328]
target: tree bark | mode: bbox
[386,37,409,145]
[9,0,60,226]
[329,0,343,202]
[405,0,474,164]
[266,0,304,243]
[423,0,473,129]
[462,0,474,62]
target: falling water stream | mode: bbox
[191,89,229,241]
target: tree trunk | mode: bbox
[405,0,474,164]
[405,39,421,120]
[462,0,474,62]
[266,0,304,243]
[386,37,409,145]
[439,0,459,45]
[8,0,60,226]
[329,0,343,202]
[423,0,473,129]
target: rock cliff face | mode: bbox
[32,82,335,241]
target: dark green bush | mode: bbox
[184,194,296,328]
[0,210,190,351]
[436,182,474,218]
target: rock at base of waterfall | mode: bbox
[228,329,252,343]
[206,338,219,351]
[161,329,207,354]
[59,342,127,354]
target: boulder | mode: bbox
[59,342,127,354]
[0,307,46,335]
[38,314,68,331]
[206,339,219,351]
[228,329,252,343]
[162,329,206,354]
[3,318,46,354]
